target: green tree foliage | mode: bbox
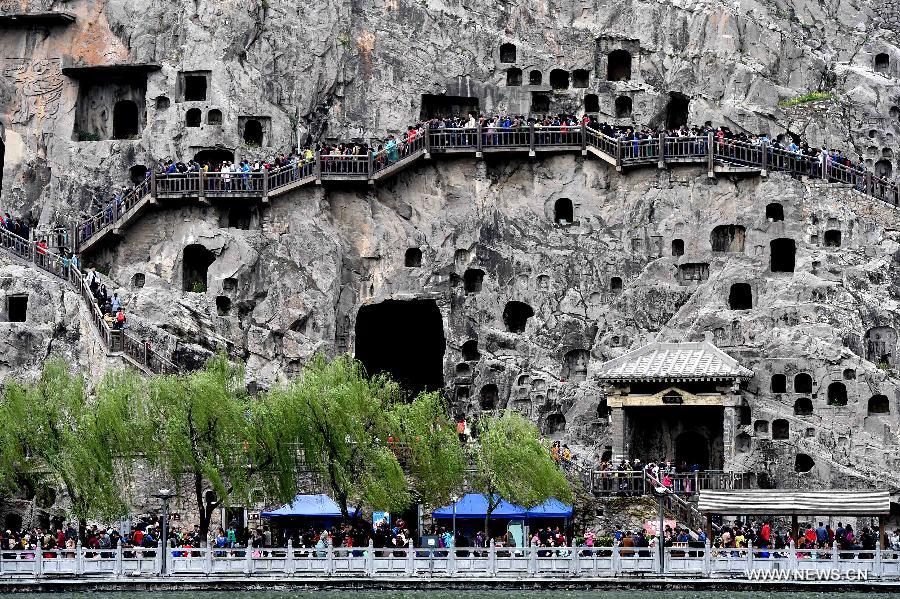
[266,354,465,519]
[471,410,573,536]
[387,391,465,509]
[0,359,137,537]
[140,353,295,541]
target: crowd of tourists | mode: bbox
[73,109,896,240]
[85,268,126,330]
[708,519,886,555]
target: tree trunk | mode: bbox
[78,518,87,544]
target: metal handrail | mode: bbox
[0,229,178,375]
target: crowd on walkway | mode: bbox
[74,109,897,243]
[85,268,126,330]
[707,519,891,555]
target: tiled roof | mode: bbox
[596,341,753,382]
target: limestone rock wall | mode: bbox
[0,0,899,221]
[81,154,900,490]
[0,0,899,496]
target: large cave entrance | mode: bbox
[355,299,446,398]
[624,405,723,469]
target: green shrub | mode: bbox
[191,281,206,293]
[778,92,836,107]
[76,130,102,142]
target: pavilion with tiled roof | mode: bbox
[596,341,754,471]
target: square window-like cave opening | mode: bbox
[6,294,27,322]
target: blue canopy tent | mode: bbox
[261,494,355,519]
[525,498,573,518]
[432,494,571,546]
[432,494,526,519]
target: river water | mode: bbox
[8,593,897,599]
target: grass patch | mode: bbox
[778,91,836,107]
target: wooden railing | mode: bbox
[585,469,755,497]
[73,124,900,252]
[0,227,178,375]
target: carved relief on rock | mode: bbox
[3,59,64,125]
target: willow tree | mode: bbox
[266,354,407,519]
[388,391,466,510]
[471,410,573,538]
[141,353,295,542]
[0,359,137,538]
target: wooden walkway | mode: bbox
[73,126,900,254]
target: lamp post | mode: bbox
[152,488,177,575]
[651,485,667,575]
[451,494,459,547]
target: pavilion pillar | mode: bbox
[706,514,713,544]
[790,515,799,543]
[879,515,887,550]
[721,384,742,470]
[607,392,627,462]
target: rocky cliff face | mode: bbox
[0,0,899,494]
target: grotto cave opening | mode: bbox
[355,299,446,398]
[624,405,723,469]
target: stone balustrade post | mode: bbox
[702,539,711,576]
[365,539,374,576]
[75,540,83,575]
[832,541,839,569]
[788,539,797,570]
[285,539,294,575]
[115,540,123,577]
[205,544,213,575]
[447,544,456,576]
[244,544,253,574]
[326,544,334,575]
[405,539,414,575]
[35,541,42,578]
[746,540,753,573]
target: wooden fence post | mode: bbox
[658,133,665,169]
[476,122,483,157]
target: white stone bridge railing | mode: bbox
[73,126,900,254]
[0,226,179,376]
[1,542,897,580]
